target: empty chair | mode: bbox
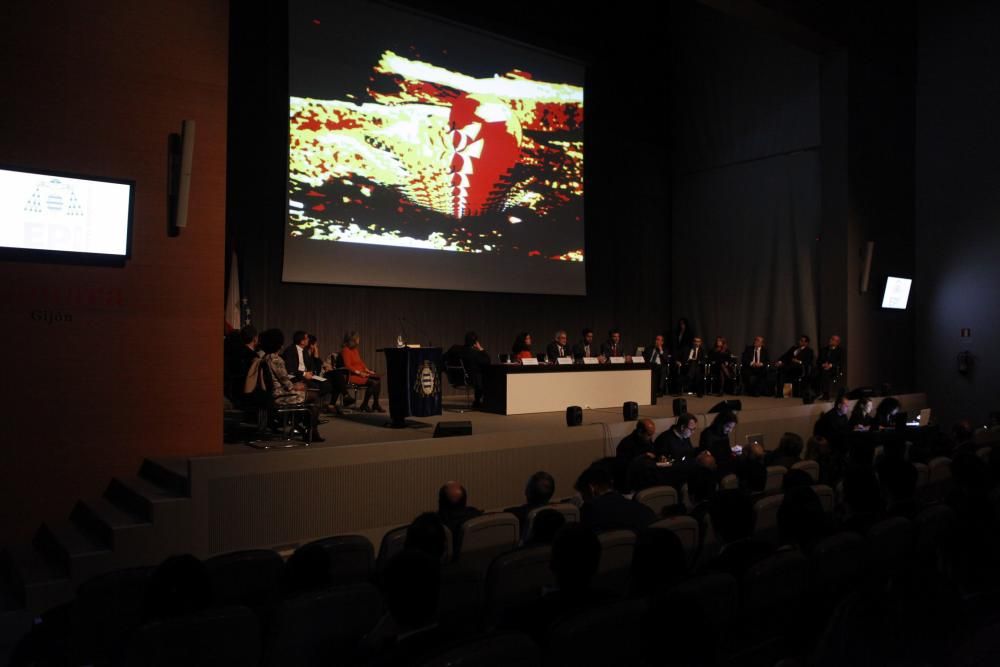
[262,583,382,667]
[752,494,784,546]
[124,605,261,667]
[813,484,835,514]
[634,486,679,516]
[809,531,867,597]
[790,460,820,483]
[594,530,636,596]
[546,598,647,667]
[764,466,787,494]
[483,545,554,627]
[720,474,739,490]
[70,566,153,666]
[205,549,283,615]
[299,534,374,585]
[419,632,541,667]
[524,503,579,541]
[457,513,520,565]
[866,516,915,573]
[649,516,699,564]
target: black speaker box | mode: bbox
[566,405,583,426]
[708,399,743,413]
[623,401,639,421]
[801,388,816,405]
[672,398,687,416]
[433,421,472,438]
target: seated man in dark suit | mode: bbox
[572,328,598,361]
[816,334,844,400]
[814,394,851,454]
[282,330,334,408]
[504,470,556,539]
[773,335,815,397]
[225,325,259,406]
[454,331,491,408]
[645,334,671,396]
[579,464,656,532]
[704,489,774,579]
[675,336,707,395]
[545,330,572,362]
[437,481,483,559]
[654,413,699,461]
[741,336,770,397]
[600,328,624,360]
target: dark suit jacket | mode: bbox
[654,429,697,461]
[617,432,654,461]
[457,345,490,375]
[818,345,844,370]
[741,345,771,368]
[580,492,656,533]
[546,341,571,361]
[645,346,670,366]
[677,345,707,364]
[699,426,732,464]
[573,340,596,359]
[779,345,815,368]
[600,340,624,358]
[281,344,309,380]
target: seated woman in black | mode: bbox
[700,410,739,474]
[849,396,875,431]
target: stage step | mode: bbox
[139,458,190,496]
[70,498,155,564]
[105,475,187,523]
[33,520,114,585]
[1,544,72,614]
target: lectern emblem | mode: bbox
[413,360,440,398]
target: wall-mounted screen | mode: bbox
[881,276,912,310]
[284,0,585,295]
[0,166,134,263]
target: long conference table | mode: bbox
[481,362,655,415]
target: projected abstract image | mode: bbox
[288,50,584,261]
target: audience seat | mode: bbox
[649,516,699,564]
[720,474,739,490]
[790,460,820,482]
[438,563,486,633]
[765,466,788,494]
[634,486,679,517]
[925,457,953,502]
[866,516,915,576]
[457,513,520,566]
[262,583,382,667]
[976,446,992,461]
[69,566,153,666]
[378,524,454,570]
[752,494,784,546]
[483,545,554,628]
[809,531,867,597]
[545,598,647,667]
[205,549,283,617]
[813,484,835,513]
[418,632,541,667]
[594,530,636,596]
[913,503,957,571]
[913,462,929,487]
[299,534,374,585]
[524,503,579,541]
[740,549,809,653]
[668,571,738,626]
[124,605,261,667]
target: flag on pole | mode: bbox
[225,249,241,332]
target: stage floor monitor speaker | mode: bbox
[566,406,583,426]
[623,401,639,421]
[433,421,472,438]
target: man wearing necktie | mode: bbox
[573,328,596,361]
[600,328,623,360]
[741,336,771,397]
[676,336,706,395]
[546,330,571,362]
[645,334,671,396]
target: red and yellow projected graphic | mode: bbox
[288,50,584,260]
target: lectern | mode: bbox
[380,347,443,427]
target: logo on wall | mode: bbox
[413,360,441,399]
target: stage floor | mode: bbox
[224,393,828,455]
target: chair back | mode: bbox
[813,484,835,513]
[70,566,153,666]
[205,549,283,614]
[742,549,809,626]
[262,583,382,667]
[378,524,454,569]
[809,531,867,594]
[524,503,579,542]
[720,474,739,490]
[594,530,636,595]
[650,516,699,563]
[634,485,679,516]
[668,572,738,627]
[790,460,820,482]
[483,545,554,627]
[913,462,930,487]
[765,466,787,493]
[867,516,915,568]
[299,534,374,585]
[444,361,470,389]
[546,599,647,667]
[977,446,992,461]
[752,494,784,546]
[419,632,540,667]
[459,513,520,564]
[125,606,261,667]
[914,504,957,565]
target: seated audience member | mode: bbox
[225,325,259,404]
[437,481,483,558]
[572,328,598,360]
[142,554,211,623]
[617,418,656,465]
[773,335,815,396]
[281,543,333,598]
[879,459,919,519]
[951,419,978,457]
[675,336,708,395]
[341,330,384,412]
[814,394,851,452]
[404,512,448,563]
[450,331,490,408]
[546,330,572,362]
[579,463,656,532]
[700,411,738,470]
[511,331,534,360]
[685,465,718,557]
[767,432,804,469]
[306,334,350,410]
[709,336,735,395]
[504,471,557,537]
[738,444,768,497]
[777,486,829,553]
[654,413,700,461]
[840,467,885,534]
[524,508,566,546]
[705,490,774,578]
[816,334,844,400]
[874,396,902,429]
[367,550,443,666]
[805,435,840,486]
[782,468,815,492]
[259,328,323,442]
[741,335,771,397]
[600,328,624,359]
[630,527,688,598]
[645,334,671,396]
[849,396,875,431]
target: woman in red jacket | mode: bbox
[340,331,384,412]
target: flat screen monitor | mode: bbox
[881,276,912,310]
[0,165,134,264]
